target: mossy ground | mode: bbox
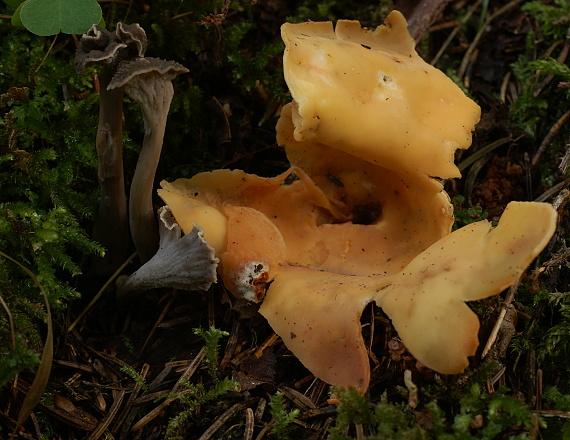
[1,0,570,438]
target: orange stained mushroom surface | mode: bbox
[219,205,286,303]
[158,154,453,278]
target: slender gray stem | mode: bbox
[91,66,129,275]
[128,79,173,263]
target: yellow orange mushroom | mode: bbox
[152,12,557,393]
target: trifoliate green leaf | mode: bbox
[20,0,102,36]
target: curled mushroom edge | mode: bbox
[118,206,218,300]
[152,11,557,393]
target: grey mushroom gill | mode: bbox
[118,207,218,300]
[108,57,188,264]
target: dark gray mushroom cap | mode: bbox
[116,22,147,58]
[107,57,189,91]
[75,25,126,73]
[75,22,149,74]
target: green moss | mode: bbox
[509,1,570,138]
[329,382,544,439]
[268,392,300,439]
[522,0,570,40]
[452,195,489,230]
[0,25,103,382]
[165,327,238,440]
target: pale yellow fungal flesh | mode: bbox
[374,201,557,374]
[277,103,454,275]
[282,11,481,178]
[259,266,379,392]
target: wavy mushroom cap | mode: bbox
[278,103,454,275]
[281,11,481,178]
[154,12,556,393]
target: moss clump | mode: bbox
[0,23,104,379]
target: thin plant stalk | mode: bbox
[129,79,174,262]
[91,66,129,274]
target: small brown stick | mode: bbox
[428,20,460,33]
[486,365,506,393]
[553,188,570,211]
[254,398,267,423]
[0,295,16,349]
[171,347,206,393]
[368,303,375,355]
[316,418,334,440]
[278,386,317,411]
[112,363,149,434]
[131,348,205,431]
[355,424,364,440]
[208,292,216,328]
[33,35,59,74]
[534,30,570,98]
[220,317,241,369]
[294,375,314,389]
[254,333,279,358]
[533,410,570,418]
[559,144,570,173]
[87,390,126,440]
[463,48,479,89]
[244,407,255,440]
[404,370,418,409]
[481,281,520,359]
[53,360,96,374]
[254,423,271,440]
[198,398,257,440]
[458,136,512,173]
[405,0,453,42]
[147,364,172,391]
[534,182,568,203]
[500,71,512,104]
[531,109,570,167]
[306,379,328,404]
[68,252,137,333]
[536,368,543,410]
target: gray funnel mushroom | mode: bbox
[76,23,147,275]
[118,207,218,300]
[108,57,188,263]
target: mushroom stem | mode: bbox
[129,79,174,262]
[91,66,129,274]
[76,22,149,275]
[108,57,188,263]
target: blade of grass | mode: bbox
[0,251,53,438]
[0,293,16,349]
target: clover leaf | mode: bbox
[16,0,102,36]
